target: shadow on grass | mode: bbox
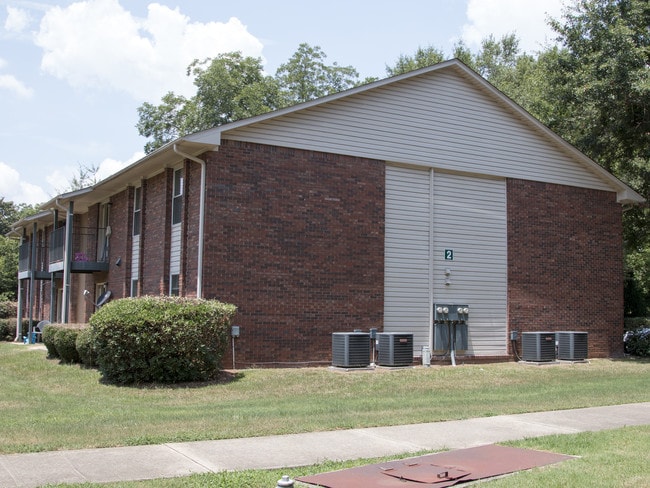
[97,369,246,389]
[611,355,650,364]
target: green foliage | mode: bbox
[137,52,280,153]
[42,324,60,359]
[53,326,83,364]
[275,43,359,103]
[385,45,445,77]
[0,300,16,319]
[0,319,14,341]
[90,296,237,384]
[136,44,360,153]
[624,316,650,331]
[75,327,97,367]
[624,328,650,357]
[0,318,30,341]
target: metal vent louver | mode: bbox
[521,332,556,362]
[377,333,413,367]
[557,331,588,360]
[332,332,370,368]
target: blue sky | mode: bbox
[0,0,564,205]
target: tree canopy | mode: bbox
[136,43,360,154]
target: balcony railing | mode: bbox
[18,242,50,279]
[49,226,109,273]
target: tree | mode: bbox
[0,198,39,300]
[385,45,446,77]
[275,43,359,104]
[137,44,359,154]
[137,52,279,153]
[544,0,650,314]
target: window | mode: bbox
[130,279,138,297]
[172,168,183,225]
[170,274,180,296]
[133,186,141,236]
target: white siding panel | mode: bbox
[384,166,431,347]
[224,70,611,192]
[170,224,181,275]
[432,173,508,356]
[131,234,140,280]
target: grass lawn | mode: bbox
[1,342,648,456]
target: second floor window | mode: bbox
[172,168,183,225]
[133,186,142,236]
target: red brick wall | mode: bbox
[140,170,173,295]
[507,179,624,357]
[107,188,133,299]
[201,140,385,366]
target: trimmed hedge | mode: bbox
[42,323,85,363]
[75,328,96,367]
[90,296,237,384]
[0,301,17,319]
[55,327,81,364]
[0,318,32,341]
[42,325,59,358]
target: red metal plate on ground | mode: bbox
[297,444,575,487]
[381,463,470,483]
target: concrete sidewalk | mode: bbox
[0,402,648,487]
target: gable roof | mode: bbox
[184,58,643,204]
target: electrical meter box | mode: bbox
[433,304,469,354]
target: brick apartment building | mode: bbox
[11,60,644,366]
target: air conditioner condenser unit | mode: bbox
[377,333,413,367]
[521,332,556,362]
[332,332,371,368]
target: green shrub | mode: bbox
[0,319,14,341]
[0,301,17,319]
[624,317,650,331]
[42,324,59,358]
[625,328,650,357]
[54,327,82,364]
[0,318,30,341]
[75,327,96,367]
[90,296,237,384]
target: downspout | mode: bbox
[173,144,206,299]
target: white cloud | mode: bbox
[462,0,565,53]
[34,0,264,101]
[0,56,33,98]
[0,162,49,205]
[0,72,33,98]
[44,151,146,196]
[95,151,145,181]
[5,6,32,33]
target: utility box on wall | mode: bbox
[433,304,469,354]
[332,332,371,368]
[433,323,468,354]
[377,332,413,367]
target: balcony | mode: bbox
[49,226,110,273]
[18,242,50,280]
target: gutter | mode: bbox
[173,144,206,299]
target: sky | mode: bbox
[0,0,566,206]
